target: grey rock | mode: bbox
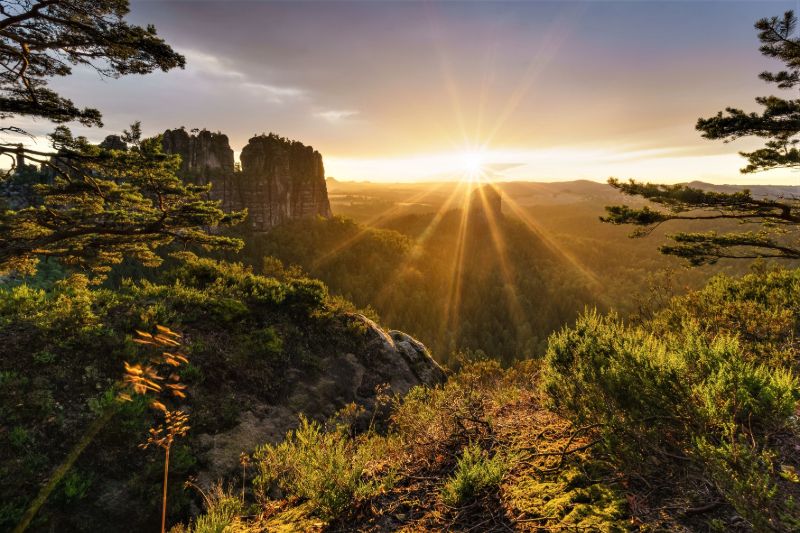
[161,128,332,231]
[194,314,445,484]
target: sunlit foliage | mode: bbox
[0,253,366,530]
[186,266,800,531]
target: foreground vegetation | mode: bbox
[0,253,380,531]
[180,265,800,532]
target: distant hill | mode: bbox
[327,179,800,219]
[685,180,800,198]
[322,179,800,349]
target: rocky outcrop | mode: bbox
[161,128,332,231]
[239,134,332,228]
[195,314,445,484]
[162,128,234,185]
[469,184,502,218]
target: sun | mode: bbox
[457,150,486,181]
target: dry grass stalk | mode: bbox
[122,326,191,533]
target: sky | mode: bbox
[28,0,800,184]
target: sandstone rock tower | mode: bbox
[239,133,332,228]
[161,128,332,231]
[162,128,234,185]
[468,184,502,218]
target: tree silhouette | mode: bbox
[603,11,800,265]
[0,0,184,128]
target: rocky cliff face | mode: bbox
[162,128,234,185]
[239,134,332,228]
[197,314,446,484]
[161,128,332,230]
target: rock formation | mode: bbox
[239,133,332,228]
[468,184,502,218]
[161,128,332,231]
[161,128,234,185]
[196,314,446,484]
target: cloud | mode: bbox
[243,82,306,103]
[182,48,305,103]
[181,49,244,80]
[315,109,359,122]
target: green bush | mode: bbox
[0,251,369,531]
[253,416,380,520]
[543,307,800,529]
[441,442,506,506]
[651,266,800,370]
[182,486,244,533]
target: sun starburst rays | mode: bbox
[374,180,470,318]
[310,183,452,271]
[439,180,474,343]
[323,3,586,357]
[500,192,603,290]
[475,183,526,325]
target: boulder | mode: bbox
[194,314,445,484]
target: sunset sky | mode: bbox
[32,1,800,184]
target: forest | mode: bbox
[2,1,800,532]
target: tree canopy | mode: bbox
[602,11,800,265]
[0,0,184,129]
[0,1,245,276]
[1,124,245,276]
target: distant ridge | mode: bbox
[685,180,800,198]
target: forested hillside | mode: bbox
[230,178,789,365]
[179,266,800,532]
[0,253,443,531]
[239,203,596,364]
[3,2,800,532]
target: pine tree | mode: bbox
[0,1,245,275]
[0,0,184,127]
[602,11,800,265]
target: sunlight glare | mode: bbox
[457,150,486,181]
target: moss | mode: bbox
[503,464,630,532]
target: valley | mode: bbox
[2,2,800,532]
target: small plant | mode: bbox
[122,326,191,533]
[189,485,243,533]
[441,441,507,507]
[253,415,378,520]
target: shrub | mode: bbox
[695,433,781,531]
[253,416,381,520]
[543,311,688,460]
[390,359,509,457]
[441,442,506,506]
[543,308,800,529]
[652,267,800,370]
[284,278,327,313]
[184,485,244,533]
